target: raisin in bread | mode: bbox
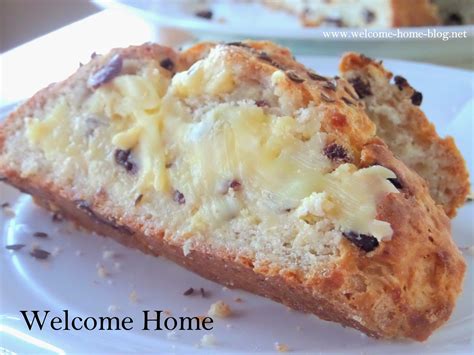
[339,53,470,217]
[0,41,465,340]
[263,0,440,28]
[434,0,474,25]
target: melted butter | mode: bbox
[172,53,235,97]
[25,55,398,241]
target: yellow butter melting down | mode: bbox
[25,55,398,242]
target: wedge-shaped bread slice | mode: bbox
[339,53,470,217]
[0,41,465,340]
[262,0,440,28]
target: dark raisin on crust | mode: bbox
[229,179,242,191]
[343,231,379,252]
[286,70,305,83]
[6,244,26,251]
[307,70,327,81]
[195,10,213,19]
[75,200,134,235]
[226,41,250,48]
[323,143,351,162]
[160,58,174,71]
[349,77,372,98]
[411,91,423,106]
[258,52,272,62]
[363,8,376,24]
[114,149,136,173]
[320,93,335,103]
[255,99,269,107]
[134,194,144,206]
[360,54,375,62]
[173,190,186,205]
[323,17,344,27]
[183,287,194,296]
[388,177,403,189]
[88,54,123,89]
[30,248,51,260]
[445,13,463,25]
[33,232,48,238]
[394,75,408,90]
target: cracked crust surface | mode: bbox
[0,41,466,340]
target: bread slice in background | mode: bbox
[339,53,470,217]
[263,0,440,28]
[0,41,466,340]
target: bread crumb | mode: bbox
[222,286,229,291]
[208,300,232,318]
[164,310,172,316]
[466,190,473,201]
[459,245,474,256]
[234,297,243,303]
[274,342,289,352]
[2,205,15,218]
[200,334,217,347]
[226,323,233,329]
[129,290,139,303]
[51,246,62,256]
[167,330,178,339]
[107,305,119,313]
[102,250,116,259]
[182,239,192,256]
[97,264,108,278]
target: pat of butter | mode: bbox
[26,99,80,159]
[172,52,235,97]
[25,54,399,242]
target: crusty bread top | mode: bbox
[0,41,466,341]
[339,52,470,217]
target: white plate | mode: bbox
[94,0,474,40]
[0,57,473,354]
[93,0,474,67]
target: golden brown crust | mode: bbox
[339,52,470,217]
[0,42,466,341]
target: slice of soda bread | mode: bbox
[0,41,465,340]
[263,0,440,28]
[339,53,470,217]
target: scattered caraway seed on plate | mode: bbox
[6,244,26,251]
[274,342,289,352]
[200,287,208,298]
[183,287,194,296]
[33,232,49,238]
[30,248,51,260]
